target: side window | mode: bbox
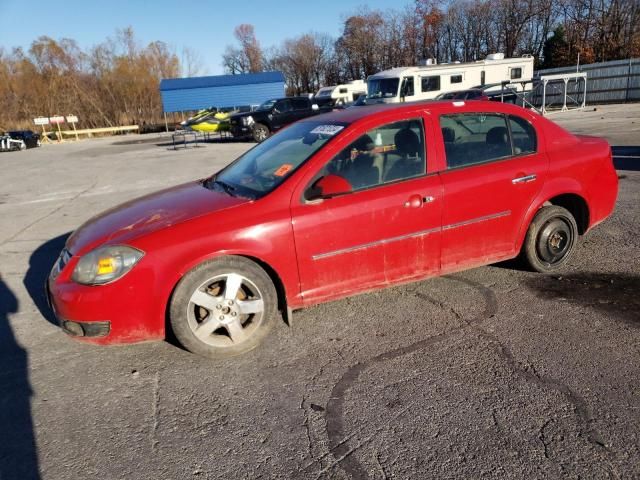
[275,99,292,112]
[450,74,462,84]
[316,119,426,193]
[510,67,522,80]
[439,113,513,169]
[339,88,348,94]
[421,76,440,92]
[508,115,536,154]
[402,77,415,97]
[291,98,309,110]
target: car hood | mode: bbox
[66,181,250,255]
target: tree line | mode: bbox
[0,28,192,130]
[1,0,638,130]
[224,0,640,95]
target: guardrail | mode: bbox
[58,125,139,138]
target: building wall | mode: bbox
[161,82,285,112]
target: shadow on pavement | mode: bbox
[0,275,41,479]
[24,233,70,327]
[612,146,640,171]
[524,272,640,327]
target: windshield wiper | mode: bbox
[206,177,237,196]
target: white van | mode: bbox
[315,80,368,106]
[366,54,534,104]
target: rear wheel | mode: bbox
[252,123,270,142]
[522,205,578,272]
[169,256,278,359]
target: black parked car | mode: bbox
[229,97,326,142]
[9,130,41,148]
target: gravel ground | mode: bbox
[0,104,638,480]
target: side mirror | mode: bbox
[307,174,352,200]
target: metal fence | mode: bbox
[536,58,640,104]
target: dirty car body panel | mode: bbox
[47,100,618,348]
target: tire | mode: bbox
[252,123,270,143]
[169,256,278,359]
[521,205,578,273]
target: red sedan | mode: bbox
[47,101,618,358]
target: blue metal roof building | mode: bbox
[159,71,286,112]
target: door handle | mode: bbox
[404,194,434,208]
[512,174,537,184]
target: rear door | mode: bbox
[438,111,547,271]
[291,98,312,122]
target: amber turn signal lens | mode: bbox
[97,258,116,275]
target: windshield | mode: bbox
[210,121,348,199]
[367,78,399,99]
[316,88,333,97]
[256,99,277,111]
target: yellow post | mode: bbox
[40,125,52,144]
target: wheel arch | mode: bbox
[544,193,590,235]
[164,251,291,338]
[516,179,591,251]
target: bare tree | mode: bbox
[222,24,263,74]
[181,47,205,77]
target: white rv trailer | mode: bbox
[315,79,367,105]
[366,54,534,104]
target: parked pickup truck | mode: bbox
[229,97,325,142]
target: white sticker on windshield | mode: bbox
[310,125,344,136]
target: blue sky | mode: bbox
[0,0,405,75]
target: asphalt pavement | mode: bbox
[0,104,638,479]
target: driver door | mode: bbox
[290,116,442,304]
[272,99,293,130]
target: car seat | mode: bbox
[384,128,423,181]
[485,126,511,159]
[345,134,380,189]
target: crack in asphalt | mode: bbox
[151,371,160,452]
[315,274,615,480]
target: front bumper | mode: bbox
[47,251,165,345]
[230,124,252,138]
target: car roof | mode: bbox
[300,100,539,125]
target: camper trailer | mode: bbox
[366,54,534,104]
[315,80,367,106]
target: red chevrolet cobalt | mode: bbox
[47,101,618,358]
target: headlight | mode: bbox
[72,245,144,285]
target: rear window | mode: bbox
[440,113,512,168]
[508,115,537,154]
[291,98,310,110]
[439,113,537,169]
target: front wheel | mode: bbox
[169,256,278,359]
[252,123,270,142]
[521,205,578,272]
